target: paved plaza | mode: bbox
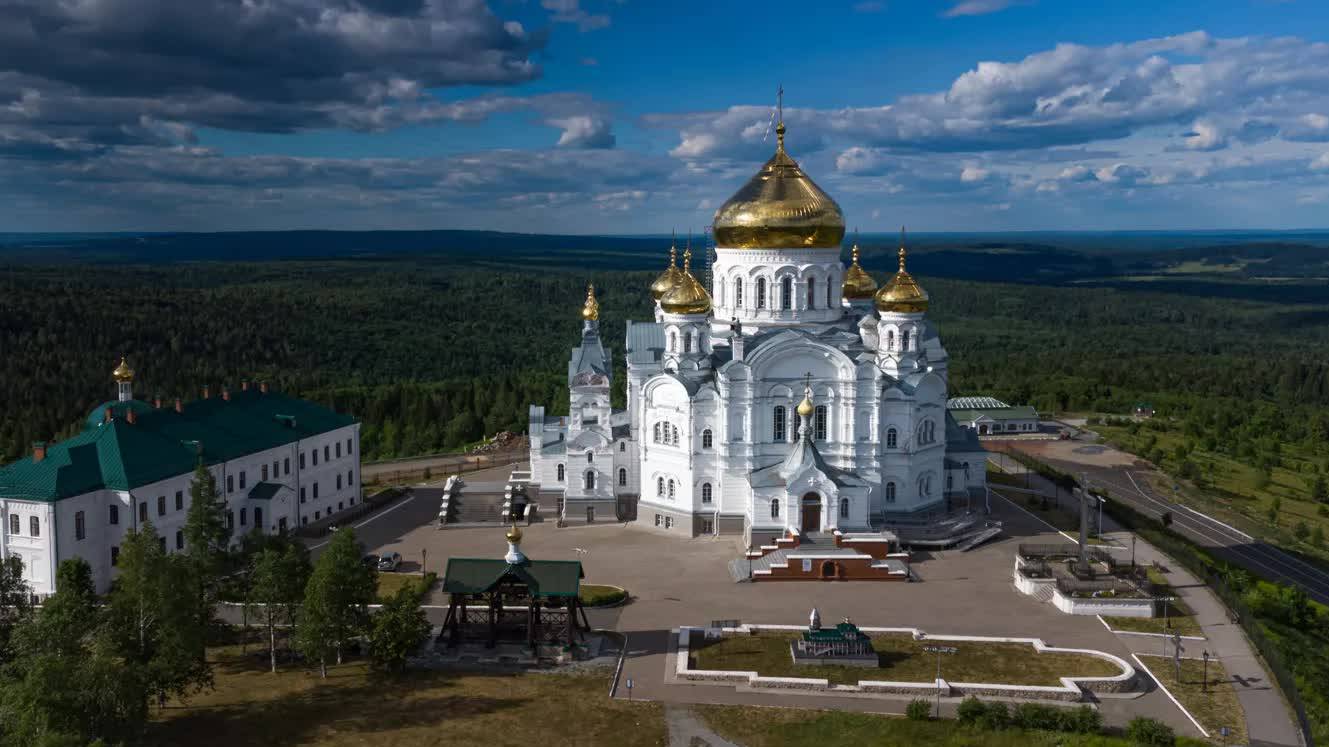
[335,463,1236,740]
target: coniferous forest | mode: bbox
[1,249,1328,486]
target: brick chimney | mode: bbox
[104,407,113,424]
[32,442,47,463]
[126,408,137,425]
[259,381,269,394]
[221,386,230,402]
[153,396,163,409]
[202,385,211,399]
[241,379,250,392]
[174,397,184,414]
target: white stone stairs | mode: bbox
[952,525,1003,552]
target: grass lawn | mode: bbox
[148,643,666,747]
[1103,568,1203,637]
[578,583,627,607]
[697,705,1143,747]
[691,633,1122,687]
[376,571,437,602]
[1137,654,1247,745]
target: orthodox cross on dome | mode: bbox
[775,84,786,150]
[581,282,600,322]
[898,225,908,272]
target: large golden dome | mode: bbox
[875,243,929,314]
[842,244,878,300]
[711,123,845,250]
[649,244,683,300]
[660,247,712,315]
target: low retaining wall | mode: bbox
[1051,588,1153,618]
[676,624,1137,702]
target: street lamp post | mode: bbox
[923,645,958,719]
[1131,532,1137,571]
[1202,650,1210,693]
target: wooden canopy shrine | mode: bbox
[440,550,589,651]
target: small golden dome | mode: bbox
[796,393,815,418]
[650,244,683,300]
[505,522,523,543]
[112,357,134,383]
[660,247,712,315]
[581,283,600,322]
[842,244,878,300]
[875,237,929,314]
[712,122,845,250]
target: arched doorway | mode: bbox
[820,560,838,579]
[800,493,821,534]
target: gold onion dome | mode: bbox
[796,392,815,419]
[112,356,134,382]
[581,283,600,321]
[649,244,683,300]
[711,122,845,249]
[505,521,523,543]
[659,247,712,315]
[842,244,878,299]
[874,237,929,314]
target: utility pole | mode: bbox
[923,645,957,718]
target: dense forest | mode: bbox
[2,252,1328,494]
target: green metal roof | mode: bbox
[247,482,284,501]
[803,621,870,643]
[86,400,155,430]
[442,557,584,598]
[0,389,356,502]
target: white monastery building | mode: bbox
[0,360,361,595]
[530,117,987,546]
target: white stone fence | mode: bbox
[676,624,1137,703]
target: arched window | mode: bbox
[657,477,665,496]
[839,497,849,518]
[671,424,680,445]
[618,468,627,486]
[669,331,677,352]
[756,278,767,309]
[902,329,911,351]
[585,471,596,490]
[826,276,833,308]
[683,332,693,353]
[702,429,713,449]
[734,277,744,308]
[586,451,594,463]
[620,441,626,452]
[701,483,712,504]
[780,276,792,310]
[887,329,895,351]
[773,406,787,442]
[667,479,675,499]
[885,482,897,503]
[770,499,780,519]
[919,476,929,497]
[653,423,661,443]
[806,277,816,309]
[557,464,565,482]
[886,427,897,449]
[814,406,828,441]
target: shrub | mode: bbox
[955,696,986,726]
[1011,702,1061,731]
[1058,705,1103,734]
[1126,716,1175,746]
[975,701,1010,731]
[905,698,932,721]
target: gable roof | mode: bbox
[0,389,356,503]
[442,557,584,597]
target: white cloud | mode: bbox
[550,115,616,149]
[960,165,990,182]
[945,0,1021,17]
[1312,152,1329,171]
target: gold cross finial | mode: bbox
[775,84,786,151]
[682,246,692,273]
[898,226,908,272]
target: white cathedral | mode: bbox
[529,118,986,547]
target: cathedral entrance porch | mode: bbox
[800,493,822,534]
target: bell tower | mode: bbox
[112,357,135,402]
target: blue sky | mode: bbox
[2,0,1328,233]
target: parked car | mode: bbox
[377,551,402,572]
[362,554,380,569]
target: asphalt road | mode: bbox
[1008,444,1329,607]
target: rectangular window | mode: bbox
[313,482,319,499]
[314,510,320,520]
[109,504,119,525]
[814,406,827,441]
[665,516,673,529]
[227,511,234,533]
[175,530,184,550]
[347,437,353,454]
[324,445,330,462]
[139,501,147,523]
[313,451,318,466]
[773,406,786,442]
[175,490,183,511]
[337,501,343,511]
[347,469,353,487]
[111,546,119,566]
[261,464,268,481]
[227,475,234,493]
[336,442,341,459]
[29,516,39,537]
[158,537,166,553]
[157,495,166,516]
[300,452,306,469]
[75,511,86,541]
[8,514,17,535]
[239,471,246,490]
[336,475,342,490]
[654,514,661,527]
[240,508,247,526]
[300,486,306,503]
[284,457,291,475]
[272,460,279,478]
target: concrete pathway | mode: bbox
[664,705,744,747]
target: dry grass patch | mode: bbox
[146,643,665,747]
[691,632,1122,687]
[1138,654,1247,745]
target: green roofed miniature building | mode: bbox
[791,608,877,666]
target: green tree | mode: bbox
[1312,474,1328,503]
[297,528,376,677]
[0,555,33,664]
[1294,520,1311,542]
[106,523,211,709]
[367,584,431,673]
[1312,525,1326,548]
[1126,716,1175,746]
[248,543,311,673]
